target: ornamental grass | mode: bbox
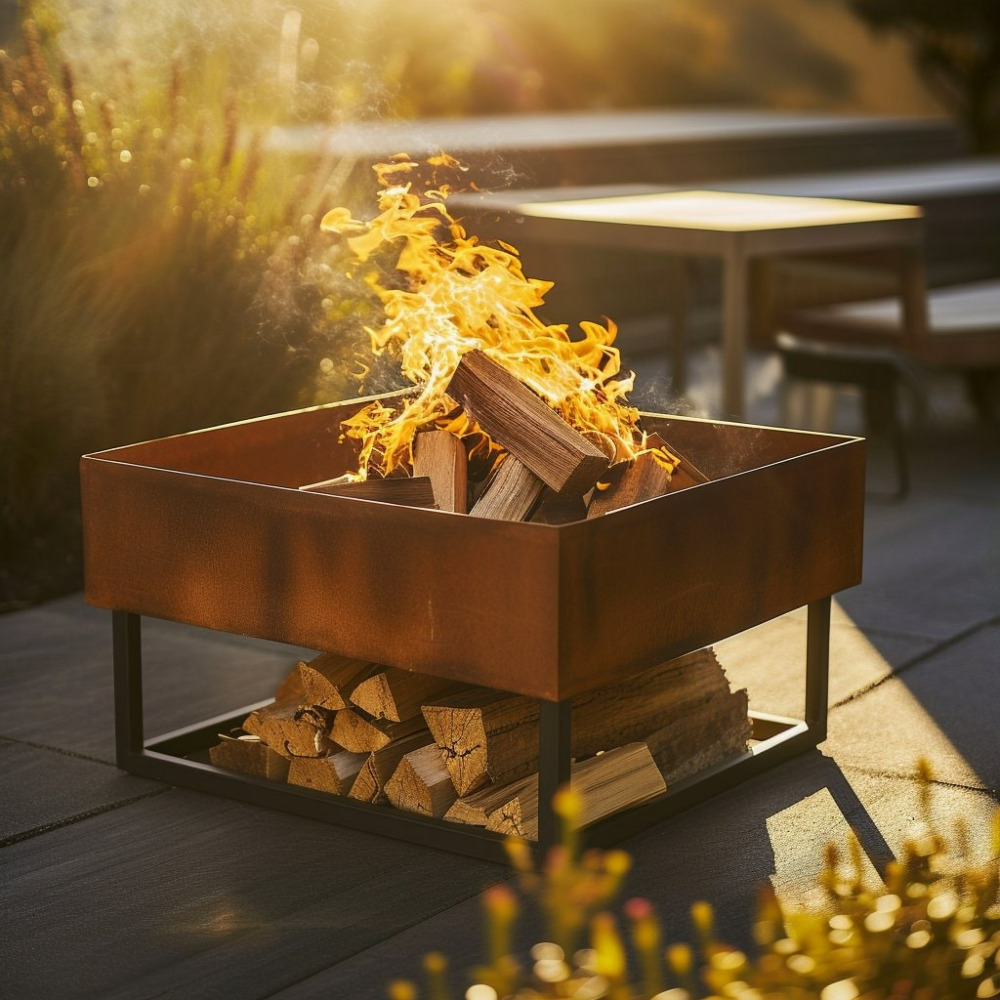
[0,8,373,608]
[389,765,1000,1000]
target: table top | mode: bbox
[515,189,922,233]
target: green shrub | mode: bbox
[388,768,1000,1000]
[0,9,372,608]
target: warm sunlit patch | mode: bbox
[320,155,675,481]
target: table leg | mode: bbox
[721,242,749,420]
[667,258,690,395]
[896,243,928,351]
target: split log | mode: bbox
[330,707,428,753]
[274,665,307,704]
[587,452,673,518]
[645,688,752,785]
[348,731,435,805]
[423,648,743,796]
[300,475,437,508]
[349,667,458,723]
[469,455,545,521]
[384,743,458,818]
[413,429,467,513]
[242,701,335,759]
[641,431,709,492]
[446,350,610,496]
[444,775,535,826]
[209,733,290,781]
[286,749,368,796]
[654,432,710,492]
[285,652,379,712]
[485,743,666,840]
[422,688,539,797]
[529,488,588,525]
[587,432,708,518]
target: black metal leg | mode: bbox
[805,597,831,742]
[537,698,572,857]
[113,610,143,766]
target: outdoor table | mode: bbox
[452,189,925,420]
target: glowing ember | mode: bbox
[321,154,679,486]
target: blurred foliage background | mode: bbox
[1,3,378,608]
[1,0,994,607]
[23,0,956,126]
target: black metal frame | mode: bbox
[112,596,832,864]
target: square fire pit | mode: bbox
[81,393,864,861]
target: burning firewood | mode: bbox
[299,475,437,508]
[529,488,589,525]
[384,743,458,818]
[484,743,667,841]
[446,350,610,497]
[469,455,546,521]
[209,733,291,781]
[286,749,368,796]
[242,701,336,759]
[330,707,428,754]
[348,731,435,805]
[587,432,709,518]
[413,430,468,513]
[422,648,747,796]
[349,666,458,723]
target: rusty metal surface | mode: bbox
[81,396,864,701]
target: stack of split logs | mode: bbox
[298,349,708,520]
[209,647,752,840]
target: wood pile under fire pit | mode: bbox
[209,646,751,839]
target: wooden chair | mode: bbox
[776,276,1000,498]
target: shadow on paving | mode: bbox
[831,423,1000,797]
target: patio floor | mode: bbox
[2,337,998,999]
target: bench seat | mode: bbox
[783,278,1000,369]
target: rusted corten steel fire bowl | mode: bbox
[81,392,866,862]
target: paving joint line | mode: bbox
[259,871,517,998]
[0,734,119,768]
[829,613,1000,712]
[839,761,999,798]
[0,786,171,848]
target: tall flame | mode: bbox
[322,155,670,481]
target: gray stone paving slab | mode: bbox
[838,494,1000,642]
[1,787,502,1000]
[825,623,1000,791]
[0,741,162,843]
[905,423,1000,503]
[0,594,311,763]
[716,602,933,718]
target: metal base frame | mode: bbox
[113,597,832,864]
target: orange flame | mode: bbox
[322,155,672,481]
